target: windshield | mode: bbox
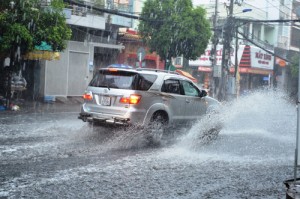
[89,70,157,91]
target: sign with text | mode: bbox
[189,45,274,70]
[250,47,274,70]
[189,44,243,67]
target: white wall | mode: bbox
[43,41,92,97]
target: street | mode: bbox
[0,90,296,199]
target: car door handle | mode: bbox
[186,99,191,103]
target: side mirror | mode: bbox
[200,90,207,97]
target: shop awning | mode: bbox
[128,53,157,61]
[198,66,212,72]
[120,33,141,40]
[230,67,273,75]
[176,69,198,83]
[239,45,251,67]
[23,41,60,61]
[24,51,60,61]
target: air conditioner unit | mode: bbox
[174,57,183,65]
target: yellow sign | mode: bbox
[24,51,60,61]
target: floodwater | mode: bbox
[0,90,297,198]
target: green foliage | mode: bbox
[0,0,71,58]
[138,0,211,62]
[290,54,299,78]
[94,0,105,7]
[1,23,33,50]
[35,8,72,51]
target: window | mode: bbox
[181,81,199,97]
[89,71,134,89]
[89,70,157,91]
[134,74,157,91]
[161,79,181,94]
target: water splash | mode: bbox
[103,126,151,150]
[173,89,296,163]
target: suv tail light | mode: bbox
[120,94,141,104]
[83,92,93,101]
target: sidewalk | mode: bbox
[0,96,83,114]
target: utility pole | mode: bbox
[234,24,240,99]
[219,0,234,101]
[210,0,219,98]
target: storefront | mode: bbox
[234,45,274,94]
[189,44,223,89]
[117,29,164,69]
[189,44,274,92]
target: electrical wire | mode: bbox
[236,30,290,62]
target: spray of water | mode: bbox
[103,126,151,150]
[88,89,296,161]
[174,89,296,162]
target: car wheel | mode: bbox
[146,112,168,146]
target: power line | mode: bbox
[64,0,145,20]
[236,31,290,62]
[236,18,300,23]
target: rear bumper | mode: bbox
[78,112,131,125]
[78,103,147,125]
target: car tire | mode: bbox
[146,112,168,146]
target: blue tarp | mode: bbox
[35,41,52,51]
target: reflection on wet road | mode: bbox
[0,91,296,198]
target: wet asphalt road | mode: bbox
[0,93,297,198]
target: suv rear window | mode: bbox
[89,70,157,91]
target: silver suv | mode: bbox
[79,67,220,130]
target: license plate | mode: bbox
[101,96,111,106]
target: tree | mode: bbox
[0,0,72,66]
[290,54,299,78]
[0,0,71,106]
[138,0,211,69]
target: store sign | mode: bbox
[276,57,286,67]
[189,45,274,71]
[189,45,223,67]
[189,44,244,67]
[251,47,274,70]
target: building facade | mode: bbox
[190,0,293,96]
[37,0,133,99]
[34,0,299,100]
[116,28,164,69]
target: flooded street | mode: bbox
[0,90,296,199]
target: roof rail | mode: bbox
[135,68,179,74]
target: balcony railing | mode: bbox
[70,32,117,45]
[245,32,274,51]
[89,34,117,44]
[65,0,131,16]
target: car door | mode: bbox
[181,80,207,120]
[161,78,187,122]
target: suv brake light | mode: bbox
[83,92,93,100]
[108,68,118,72]
[120,94,141,104]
